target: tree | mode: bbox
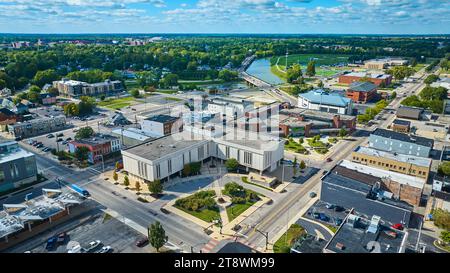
[75,126,94,140]
[424,74,439,85]
[339,128,347,139]
[135,181,141,192]
[306,61,316,77]
[441,231,450,244]
[391,91,397,100]
[47,87,59,96]
[317,80,324,88]
[161,73,179,87]
[130,89,140,98]
[115,161,121,170]
[298,137,304,144]
[292,157,298,177]
[74,146,89,162]
[113,171,118,182]
[225,158,239,172]
[148,179,163,195]
[438,162,450,176]
[33,69,58,88]
[28,85,41,94]
[218,69,238,82]
[387,66,415,80]
[148,221,168,252]
[286,64,302,83]
[78,96,96,116]
[123,175,130,187]
[64,103,79,117]
[182,163,192,177]
[299,160,306,170]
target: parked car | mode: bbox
[136,238,149,247]
[56,133,64,137]
[391,223,404,230]
[57,232,67,244]
[86,240,102,252]
[326,158,333,162]
[47,134,55,138]
[66,137,72,141]
[325,203,335,209]
[45,236,58,250]
[334,218,343,226]
[56,138,63,142]
[318,213,329,222]
[309,192,317,198]
[36,143,44,148]
[97,246,112,253]
[333,206,345,212]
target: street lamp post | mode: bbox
[95,155,105,177]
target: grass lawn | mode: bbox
[98,97,136,109]
[325,224,338,234]
[165,97,182,101]
[413,64,426,72]
[270,54,350,67]
[156,89,179,94]
[125,80,139,89]
[285,139,308,154]
[174,205,220,223]
[273,224,306,253]
[226,201,254,222]
[241,176,273,192]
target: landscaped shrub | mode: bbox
[231,197,246,204]
[175,190,216,212]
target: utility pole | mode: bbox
[254,227,269,251]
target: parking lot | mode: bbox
[303,200,350,228]
[14,210,152,253]
[23,128,77,153]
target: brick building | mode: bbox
[351,146,431,181]
[68,134,121,164]
[339,72,392,87]
[346,81,378,103]
[391,119,411,133]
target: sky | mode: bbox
[0,0,449,34]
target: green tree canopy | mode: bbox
[33,69,59,88]
[225,158,239,172]
[148,221,168,252]
[74,146,89,161]
[75,126,94,140]
[306,61,316,77]
[148,179,163,195]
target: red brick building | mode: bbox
[0,108,19,131]
[339,72,392,87]
[346,81,378,103]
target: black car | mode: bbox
[334,206,345,212]
[56,133,64,137]
[135,238,149,247]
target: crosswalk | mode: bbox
[200,238,220,253]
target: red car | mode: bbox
[136,238,149,247]
[391,223,404,230]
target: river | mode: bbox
[245,58,285,85]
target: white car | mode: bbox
[97,246,112,253]
[87,240,101,250]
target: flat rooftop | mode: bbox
[354,146,431,168]
[123,132,208,161]
[280,108,355,121]
[0,142,34,164]
[371,128,434,148]
[325,213,405,253]
[70,134,119,145]
[145,114,179,123]
[342,72,391,79]
[340,160,426,189]
[393,119,411,126]
[111,128,155,142]
[291,234,327,253]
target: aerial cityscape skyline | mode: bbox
[0,0,449,34]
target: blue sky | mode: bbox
[0,0,449,34]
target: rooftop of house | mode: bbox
[325,213,405,253]
[392,119,411,126]
[340,160,426,189]
[299,90,352,108]
[371,128,434,148]
[354,146,431,168]
[145,114,179,124]
[397,106,424,117]
[0,107,16,116]
[348,81,378,92]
